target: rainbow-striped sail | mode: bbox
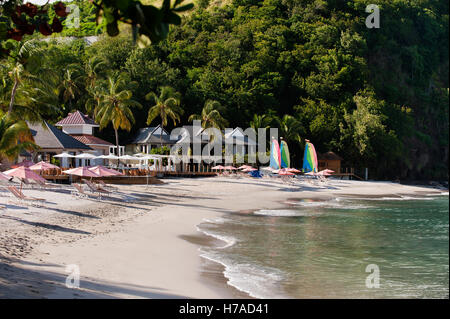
[269,138,281,169]
[280,140,290,168]
[302,141,318,173]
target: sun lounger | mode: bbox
[71,183,95,200]
[96,180,117,191]
[35,179,58,190]
[82,179,110,198]
[7,186,45,207]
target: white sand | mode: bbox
[0,177,445,298]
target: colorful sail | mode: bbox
[269,138,281,169]
[280,140,290,168]
[302,141,318,173]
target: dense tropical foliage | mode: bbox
[0,0,448,180]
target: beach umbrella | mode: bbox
[317,169,332,176]
[305,171,316,176]
[224,166,237,170]
[4,166,47,190]
[119,155,141,162]
[4,166,46,182]
[53,152,74,158]
[211,165,225,170]
[29,161,60,171]
[63,167,100,178]
[237,165,253,170]
[278,170,295,176]
[286,168,301,174]
[242,167,257,172]
[88,165,123,176]
[97,154,119,159]
[260,166,275,172]
[11,160,34,168]
[0,171,13,181]
[74,153,97,159]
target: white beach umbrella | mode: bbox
[53,152,74,158]
[74,153,97,159]
[97,154,119,160]
[119,155,141,161]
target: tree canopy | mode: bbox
[0,0,448,180]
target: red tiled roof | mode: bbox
[55,111,98,126]
[70,135,113,146]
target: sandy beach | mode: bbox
[0,176,447,299]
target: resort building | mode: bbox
[126,125,179,154]
[318,151,343,173]
[26,121,92,167]
[55,111,115,165]
[224,127,257,157]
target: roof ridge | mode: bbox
[45,121,64,149]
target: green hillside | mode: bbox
[1,0,448,180]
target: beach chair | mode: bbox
[71,183,92,199]
[96,180,117,191]
[21,178,35,189]
[7,186,45,207]
[82,179,110,197]
[35,179,57,190]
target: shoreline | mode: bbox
[0,177,447,298]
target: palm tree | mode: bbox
[250,114,272,131]
[95,75,142,161]
[85,80,107,120]
[189,100,228,130]
[83,57,106,90]
[12,82,60,123]
[146,86,183,147]
[6,40,48,115]
[275,114,303,146]
[249,114,273,161]
[0,111,37,161]
[58,66,84,111]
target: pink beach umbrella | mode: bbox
[88,165,123,177]
[0,171,13,181]
[305,171,316,176]
[242,167,257,172]
[63,167,100,178]
[278,170,295,176]
[29,161,60,171]
[4,166,46,182]
[4,166,47,190]
[286,168,301,174]
[11,160,34,168]
[317,169,334,176]
[212,165,225,170]
[275,168,295,176]
[237,165,252,170]
[224,166,237,170]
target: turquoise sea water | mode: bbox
[198,194,449,298]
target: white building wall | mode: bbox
[61,125,94,135]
